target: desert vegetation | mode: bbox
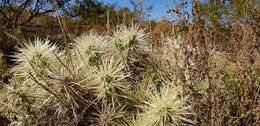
[0,0,260,126]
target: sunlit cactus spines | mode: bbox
[12,38,61,76]
[3,76,49,126]
[0,0,258,125]
[112,25,150,53]
[123,114,143,126]
[91,57,130,102]
[139,84,193,126]
[74,33,106,67]
[1,25,196,126]
[92,102,126,126]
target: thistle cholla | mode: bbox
[139,84,193,126]
[12,38,61,76]
[74,33,106,68]
[1,25,194,125]
[92,102,126,126]
[112,25,150,52]
[91,57,130,103]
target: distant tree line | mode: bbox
[168,0,259,54]
[0,0,153,59]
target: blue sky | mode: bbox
[101,0,192,21]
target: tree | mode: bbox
[64,0,137,31]
[64,0,107,26]
[0,0,71,53]
[0,0,71,31]
[129,0,152,22]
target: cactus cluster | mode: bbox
[1,26,193,126]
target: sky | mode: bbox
[101,0,192,21]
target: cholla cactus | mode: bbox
[3,38,61,124]
[112,25,153,84]
[124,114,143,126]
[13,38,60,76]
[3,76,49,125]
[2,25,196,126]
[5,38,62,124]
[112,25,149,52]
[139,84,193,126]
[91,57,130,102]
[92,103,126,126]
[74,33,106,67]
